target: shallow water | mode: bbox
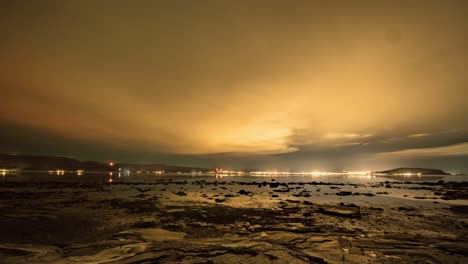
[1,171,466,183]
[2,171,466,209]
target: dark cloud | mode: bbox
[1,1,467,172]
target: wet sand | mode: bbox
[0,177,467,263]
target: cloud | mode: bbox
[408,133,431,138]
[335,142,364,147]
[323,133,372,140]
[378,142,468,157]
[0,1,467,170]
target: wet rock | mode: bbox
[226,246,258,256]
[273,189,290,193]
[336,191,352,196]
[135,187,151,193]
[270,222,307,232]
[269,182,280,188]
[317,204,361,218]
[442,190,468,200]
[132,220,159,228]
[190,221,210,227]
[247,224,262,231]
[450,205,468,215]
[397,207,414,211]
[121,228,186,241]
[238,190,252,195]
[166,208,185,213]
[68,243,152,263]
[338,237,352,249]
[132,193,148,198]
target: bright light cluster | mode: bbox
[249,171,372,176]
[206,170,374,176]
[207,170,245,175]
[0,169,20,176]
[392,172,422,176]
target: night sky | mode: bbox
[1,1,467,172]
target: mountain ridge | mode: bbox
[0,154,209,172]
[376,167,450,175]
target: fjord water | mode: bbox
[1,171,465,183]
[2,171,466,208]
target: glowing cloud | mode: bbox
[378,142,468,157]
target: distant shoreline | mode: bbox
[0,154,458,175]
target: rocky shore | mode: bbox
[0,179,467,263]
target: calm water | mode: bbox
[0,171,466,184]
[2,172,466,208]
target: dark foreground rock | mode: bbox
[317,204,361,218]
[0,181,467,263]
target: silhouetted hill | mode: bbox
[0,154,209,172]
[376,167,450,175]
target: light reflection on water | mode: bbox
[1,171,466,208]
[0,171,464,184]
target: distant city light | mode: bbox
[109,162,114,166]
[391,172,423,176]
[205,170,373,177]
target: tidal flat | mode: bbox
[0,174,467,263]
